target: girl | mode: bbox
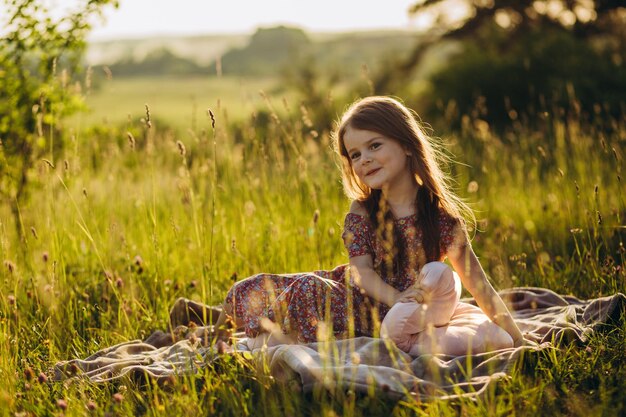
[207,96,524,354]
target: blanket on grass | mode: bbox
[53,288,625,400]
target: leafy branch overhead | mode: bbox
[374,0,626,125]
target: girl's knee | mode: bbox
[419,262,460,297]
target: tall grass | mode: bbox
[0,87,624,415]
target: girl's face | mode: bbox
[343,126,413,191]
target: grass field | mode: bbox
[71,75,293,130]
[1,81,625,415]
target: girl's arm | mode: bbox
[448,243,525,347]
[349,254,423,307]
[345,201,422,307]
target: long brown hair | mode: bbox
[333,96,474,266]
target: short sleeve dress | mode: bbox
[225,208,466,343]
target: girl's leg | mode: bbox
[381,262,461,352]
[410,302,514,356]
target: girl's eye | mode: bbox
[370,142,381,150]
[350,152,360,160]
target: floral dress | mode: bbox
[225,209,466,343]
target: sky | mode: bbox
[42,0,430,40]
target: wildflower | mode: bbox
[313,209,320,224]
[112,392,124,403]
[115,277,124,288]
[56,399,68,410]
[37,372,48,383]
[133,255,144,274]
[467,181,479,193]
[7,295,15,305]
[24,367,34,381]
[42,252,49,262]
[87,400,97,411]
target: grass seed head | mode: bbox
[176,140,186,157]
[126,131,135,149]
[144,104,152,128]
[208,109,216,129]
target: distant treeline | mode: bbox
[92,26,418,78]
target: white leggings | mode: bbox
[381,262,514,356]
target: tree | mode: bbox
[218,26,312,76]
[0,0,118,240]
[373,0,626,126]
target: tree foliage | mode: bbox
[0,0,117,235]
[374,0,626,126]
[219,26,311,76]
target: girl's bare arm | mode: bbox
[349,254,422,307]
[448,243,525,346]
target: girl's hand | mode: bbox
[394,286,426,305]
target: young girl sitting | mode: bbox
[204,96,524,355]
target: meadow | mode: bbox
[0,76,624,416]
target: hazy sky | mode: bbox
[44,0,428,40]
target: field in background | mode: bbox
[73,75,290,130]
